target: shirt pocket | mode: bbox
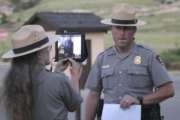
[127,66,151,88]
[101,68,116,89]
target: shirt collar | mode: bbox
[130,42,138,54]
[112,42,138,56]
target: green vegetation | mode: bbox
[139,12,180,33]
[104,33,180,53]
[161,48,180,69]
[10,0,159,23]
[1,0,180,69]
[161,48,180,63]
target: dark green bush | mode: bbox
[160,48,180,69]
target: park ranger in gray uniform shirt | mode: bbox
[85,5,175,120]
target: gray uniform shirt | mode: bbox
[32,68,82,120]
[86,43,172,104]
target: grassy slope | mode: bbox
[13,0,158,23]
[139,12,180,33]
[104,32,180,53]
[1,0,180,57]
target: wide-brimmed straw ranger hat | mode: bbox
[2,25,57,59]
[101,6,145,26]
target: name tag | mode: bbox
[102,65,110,69]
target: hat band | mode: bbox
[111,19,138,24]
[13,37,49,54]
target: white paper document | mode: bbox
[102,104,141,120]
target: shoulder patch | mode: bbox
[156,55,164,65]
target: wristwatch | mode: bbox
[137,96,143,105]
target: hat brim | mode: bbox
[2,35,57,59]
[101,19,146,26]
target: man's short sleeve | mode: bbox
[149,53,172,87]
[85,54,103,93]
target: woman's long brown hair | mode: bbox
[3,51,44,120]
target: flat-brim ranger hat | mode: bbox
[101,6,145,26]
[2,25,57,59]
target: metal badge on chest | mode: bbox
[134,55,141,65]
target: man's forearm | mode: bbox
[85,90,100,120]
[143,83,174,105]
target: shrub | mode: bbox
[160,48,180,69]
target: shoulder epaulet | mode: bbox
[98,46,114,56]
[104,46,114,52]
[136,44,156,53]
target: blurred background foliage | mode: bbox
[0,0,180,69]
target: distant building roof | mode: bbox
[24,12,110,33]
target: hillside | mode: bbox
[6,0,179,33]
[0,0,180,59]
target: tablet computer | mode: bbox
[55,32,88,62]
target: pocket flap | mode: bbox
[128,66,148,75]
[101,68,114,78]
